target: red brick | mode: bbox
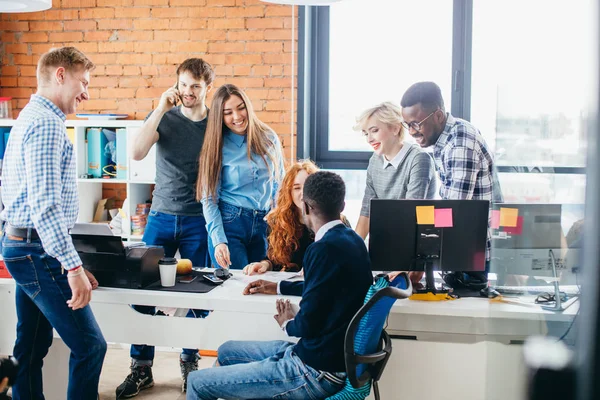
[233,65,251,76]
[49,32,83,42]
[208,18,244,30]
[6,12,45,21]
[84,31,112,41]
[116,53,152,64]
[97,0,133,6]
[227,77,264,88]
[20,32,48,43]
[13,55,35,65]
[44,9,79,20]
[93,65,105,75]
[246,42,282,53]
[265,77,292,88]
[208,42,244,53]
[246,18,284,29]
[1,66,18,76]
[137,87,166,98]
[100,88,135,98]
[255,111,283,123]
[90,77,119,88]
[135,0,168,5]
[141,66,159,75]
[134,19,169,30]
[215,65,234,76]
[5,44,29,54]
[80,8,115,19]
[151,7,189,18]
[30,43,55,54]
[136,41,170,53]
[1,33,15,43]
[226,6,265,18]
[1,87,34,98]
[20,66,36,76]
[170,41,208,53]
[123,66,140,75]
[252,65,271,76]
[265,100,291,111]
[62,0,95,8]
[0,21,29,31]
[115,99,153,113]
[116,31,150,41]
[188,7,225,18]
[155,30,189,41]
[116,7,150,18]
[119,77,148,87]
[150,77,175,87]
[87,89,100,99]
[97,19,134,30]
[270,65,283,75]
[106,65,123,75]
[265,6,293,17]
[189,29,225,40]
[170,0,206,5]
[263,53,289,64]
[207,0,235,5]
[228,30,264,41]
[225,54,262,65]
[98,42,135,53]
[264,29,291,40]
[169,19,207,30]
[63,20,96,31]
[83,99,118,110]
[0,77,17,87]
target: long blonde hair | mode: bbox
[196,84,281,201]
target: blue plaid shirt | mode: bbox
[433,113,504,259]
[1,94,81,270]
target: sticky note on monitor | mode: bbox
[504,216,524,235]
[499,207,519,227]
[491,210,501,229]
[416,206,435,225]
[434,208,453,228]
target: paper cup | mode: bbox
[159,262,177,287]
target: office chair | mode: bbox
[326,272,413,400]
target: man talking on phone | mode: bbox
[117,58,214,398]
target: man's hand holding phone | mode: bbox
[157,82,181,113]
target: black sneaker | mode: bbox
[179,357,199,392]
[115,364,154,399]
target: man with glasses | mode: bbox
[401,81,503,287]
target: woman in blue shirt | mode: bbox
[196,84,284,269]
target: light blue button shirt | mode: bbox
[202,129,284,245]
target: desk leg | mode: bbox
[42,337,70,400]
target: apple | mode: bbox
[177,258,193,275]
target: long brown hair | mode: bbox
[267,160,319,268]
[196,84,282,201]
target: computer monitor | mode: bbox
[369,199,490,294]
[491,203,585,278]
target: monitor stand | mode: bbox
[542,250,578,312]
[410,258,451,301]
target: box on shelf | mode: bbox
[116,128,127,179]
[86,128,109,178]
[0,126,10,159]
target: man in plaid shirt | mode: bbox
[0,47,106,399]
[401,81,503,286]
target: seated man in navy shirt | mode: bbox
[186,171,373,400]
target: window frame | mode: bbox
[297,0,584,175]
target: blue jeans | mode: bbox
[130,211,209,364]
[186,341,344,400]
[208,202,269,270]
[2,234,107,400]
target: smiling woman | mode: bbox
[353,102,437,241]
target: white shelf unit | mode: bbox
[0,118,156,241]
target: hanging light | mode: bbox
[260,0,342,5]
[0,0,51,13]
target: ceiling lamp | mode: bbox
[260,0,342,5]
[0,0,51,13]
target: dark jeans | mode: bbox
[2,234,107,400]
[208,202,269,270]
[131,211,209,364]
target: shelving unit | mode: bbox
[0,118,156,241]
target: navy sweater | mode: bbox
[286,224,372,373]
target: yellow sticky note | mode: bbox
[416,206,435,225]
[500,207,519,227]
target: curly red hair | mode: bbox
[267,160,319,269]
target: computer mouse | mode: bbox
[480,286,500,298]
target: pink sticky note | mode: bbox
[491,210,501,229]
[434,208,453,228]
[504,216,524,235]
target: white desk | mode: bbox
[0,272,577,400]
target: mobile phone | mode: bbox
[203,274,224,285]
[171,81,180,106]
[178,275,197,284]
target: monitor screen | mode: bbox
[369,199,490,272]
[491,203,585,278]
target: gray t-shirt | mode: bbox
[360,143,438,217]
[148,106,207,216]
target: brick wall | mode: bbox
[0,0,298,158]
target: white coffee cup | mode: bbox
[158,257,177,287]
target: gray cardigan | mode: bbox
[360,143,437,217]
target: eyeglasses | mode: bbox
[535,292,568,304]
[401,110,437,132]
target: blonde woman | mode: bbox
[355,102,437,239]
[197,84,284,270]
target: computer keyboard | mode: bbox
[494,284,581,296]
